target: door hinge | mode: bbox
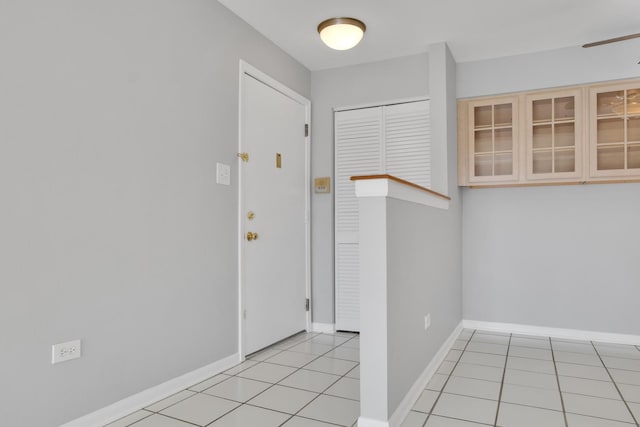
[304,124,309,137]
[305,298,310,312]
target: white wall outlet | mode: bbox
[424,314,431,330]
[216,162,231,186]
[52,339,82,364]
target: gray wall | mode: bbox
[310,53,430,324]
[457,40,640,98]
[0,2,309,426]
[463,184,640,334]
[386,42,462,415]
[387,196,463,413]
[460,40,640,334]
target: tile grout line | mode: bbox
[140,390,201,417]
[549,337,569,427]
[415,330,640,427]
[218,331,357,427]
[590,341,640,427]
[248,331,318,358]
[151,413,202,427]
[124,410,153,426]
[138,359,290,427]
[125,331,351,427]
[112,410,153,427]
[241,333,359,427]
[274,333,361,427]
[420,329,478,427]
[423,414,494,426]
[491,333,511,427]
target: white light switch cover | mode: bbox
[216,163,231,185]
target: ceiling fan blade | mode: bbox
[582,32,640,48]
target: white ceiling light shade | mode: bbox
[608,92,640,115]
[317,17,366,50]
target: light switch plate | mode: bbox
[216,163,231,185]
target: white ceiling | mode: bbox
[218,0,640,71]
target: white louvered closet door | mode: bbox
[385,101,431,188]
[334,107,383,332]
[334,100,430,332]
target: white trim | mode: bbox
[241,61,309,105]
[305,104,312,333]
[356,321,463,427]
[357,418,390,427]
[312,323,336,334]
[334,96,429,112]
[237,62,245,364]
[463,320,640,346]
[388,321,464,427]
[60,353,240,427]
[237,60,312,359]
[354,178,450,210]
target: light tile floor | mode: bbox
[106,329,640,427]
[405,329,640,427]
[106,331,360,427]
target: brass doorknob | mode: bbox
[246,231,259,241]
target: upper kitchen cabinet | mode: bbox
[458,96,519,185]
[458,78,640,187]
[526,89,583,181]
[589,82,640,179]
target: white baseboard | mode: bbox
[463,320,640,346]
[358,417,390,427]
[387,321,464,427]
[312,322,336,334]
[60,353,240,427]
[357,320,464,427]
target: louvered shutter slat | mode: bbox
[334,101,431,332]
[334,108,382,332]
[384,101,431,188]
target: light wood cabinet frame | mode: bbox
[458,95,521,186]
[589,81,640,180]
[525,88,585,182]
[458,78,640,188]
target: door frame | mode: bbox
[237,60,311,359]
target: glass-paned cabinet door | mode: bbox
[526,89,582,180]
[590,83,640,177]
[468,97,518,183]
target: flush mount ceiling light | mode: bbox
[317,18,366,51]
[607,93,640,115]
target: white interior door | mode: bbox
[240,69,309,355]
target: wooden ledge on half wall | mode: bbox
[350,174,451,201]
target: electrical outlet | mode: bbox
[216,162,231,186]
[424,314,431,330]
[52,339,81,364]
